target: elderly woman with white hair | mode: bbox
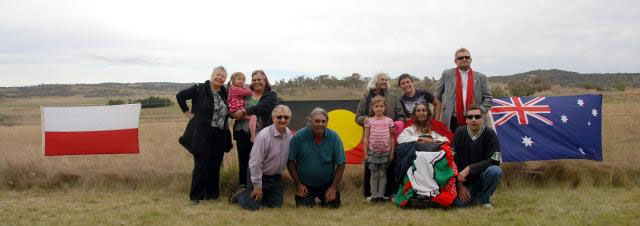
[177,66,233,205]
[355,72,406,200]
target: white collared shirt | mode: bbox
[460,69,469,112]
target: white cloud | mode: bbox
[1,0,639,86]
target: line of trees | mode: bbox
[107,96,174,108]
[273,73,439,96]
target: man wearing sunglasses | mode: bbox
[436,48,493,132]
[452,106,502,209]
[230,105,293,210]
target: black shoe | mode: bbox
[190,200,200,205]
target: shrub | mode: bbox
[131,96,175,108]
[491,85,509,98]
[614,83,626,91]
[507,77,550,97]
[107,99,126,105]
[508,81,536,97]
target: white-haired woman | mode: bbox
[177,66,233,205]
[355,72,406,200]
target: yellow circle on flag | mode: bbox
[327,109,363,151]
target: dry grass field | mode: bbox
[1,88,639,225]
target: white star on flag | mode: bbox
[522,136,534,147]
[561,114,568,123]
[588,121,591,126]
[577,99,584,107]
[592,109,598,117]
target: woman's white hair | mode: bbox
[212,66,227,75]
[366,72,389,90]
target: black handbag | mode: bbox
[178,118,196,154]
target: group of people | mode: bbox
[176,47,503,210]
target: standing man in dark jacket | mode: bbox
[452,106,502,208]
[176,66,233,204]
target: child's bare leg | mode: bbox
[249,115,257,142]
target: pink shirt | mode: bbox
[364,116,394,153]
[227,86,252,112]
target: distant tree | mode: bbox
[344,73,364,88]
[507,77,550,97]
[491,85,509,98]
[107,99,126,105]
[530,77,550,92]
[508,81,536,97]
[614,83,626,91]
[580,82,603,91]
[131,96,174,108]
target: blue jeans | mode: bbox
[454,165,502,206]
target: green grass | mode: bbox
[1,185,638,225]
[2,89,640,225]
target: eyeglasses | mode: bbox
[465,114,482,120]
[456,56,471,61]
[276,115,290,120]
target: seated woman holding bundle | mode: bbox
[397,103,450,144]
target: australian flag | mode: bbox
[490,94,602,162]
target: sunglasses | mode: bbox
[465,114,482,120]
[456,56,471,61]
[276,115,290,120]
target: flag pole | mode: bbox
[40,106,45,159]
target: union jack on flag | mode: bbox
[492,96,553,126]
[490,94,602,162]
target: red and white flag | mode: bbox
[41,104,141,156]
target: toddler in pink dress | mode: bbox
[227,72,257,142]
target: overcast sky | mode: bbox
[1,0,638,86]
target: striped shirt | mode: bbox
[364,116,394,153]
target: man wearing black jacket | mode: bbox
[452,106,502,208]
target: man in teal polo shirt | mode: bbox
[287,107,346,208]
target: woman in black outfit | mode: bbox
[177,66,233,204]
[231,70,278,190]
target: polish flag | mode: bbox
[41,104,141,156]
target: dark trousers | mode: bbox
[190,146,224,201]
[237,171,284,211]
[296,183,341,208]
[234,130,253,187]
[363,161,396,198]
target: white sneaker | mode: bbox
[481,203,494,209]
[366,196,372,201]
